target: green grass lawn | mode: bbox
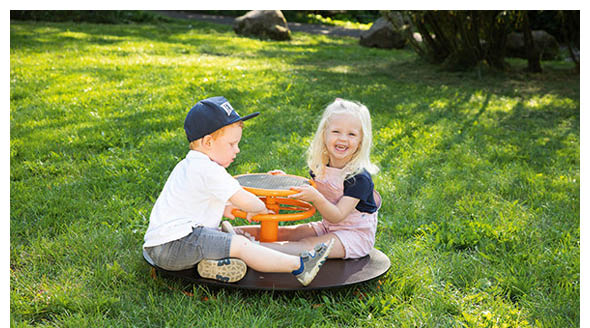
[10,17,579,327]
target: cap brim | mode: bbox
[235,112,260,122]
[223,112,260,130]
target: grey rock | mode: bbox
[233,10,291,41]
[359,17,407,49]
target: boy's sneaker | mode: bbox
[223,221,260,244]
[235,229,259,244]
[221,221,236,235]
[295,239,335,286]
[197,258,247,283]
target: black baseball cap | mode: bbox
[184,96,259,142]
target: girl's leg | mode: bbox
[234,222,318,242]
[229,234,300,273]
[261,233,345,259]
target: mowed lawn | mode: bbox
[10,17,579,327]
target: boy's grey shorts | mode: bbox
[144,226,232,271]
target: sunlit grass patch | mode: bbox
[11,18,579,327]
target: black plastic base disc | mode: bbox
[144,248,390,291]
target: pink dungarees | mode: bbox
[309,166,382,259]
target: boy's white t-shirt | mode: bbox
[143,150,241,248]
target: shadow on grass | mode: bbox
[10,19,580,327]
[11,20,579,101]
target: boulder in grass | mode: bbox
[359,17,407,49]
[506,30,560,60]
[233,10,291,41]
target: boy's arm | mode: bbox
[229,189,269,221]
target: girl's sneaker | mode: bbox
[197,258,247,283]
[295,239,335,286]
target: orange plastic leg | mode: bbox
[230,194,315,243]
[259,220,279,242]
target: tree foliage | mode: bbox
[10,10,170,24]
[386,10,512,71]
[387,10,579,73]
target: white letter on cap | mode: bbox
[220,102,234,116]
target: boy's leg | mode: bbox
[261,233,345,259]
[191,226,247,283]
[229,234,300,272]
[230,222,344,258]
[147,226,231,271]
[229,234,334,286]
[293,238,335,286]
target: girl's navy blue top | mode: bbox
[310,168,378,214]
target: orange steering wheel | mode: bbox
[231,173,317,242]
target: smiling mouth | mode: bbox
[335,144,348,152]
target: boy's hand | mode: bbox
[268,169,286,175]
[223,204,237,220]
[246,208,274,223]
[288,185,321,202]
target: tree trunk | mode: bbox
[522,11,542,73]
[482,11,508,70]
[559,10,579,73]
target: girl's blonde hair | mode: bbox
[307,98,379,179]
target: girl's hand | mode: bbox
[288,185,321,202]
[268,169,286,175]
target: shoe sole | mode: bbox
[197,258,247,283]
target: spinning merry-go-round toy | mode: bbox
[144,173,390,291]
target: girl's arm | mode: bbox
[288,185,359,224]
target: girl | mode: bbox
[231,98,381,259]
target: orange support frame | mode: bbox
[231,175,317,242]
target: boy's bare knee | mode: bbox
[232,234,250,247]
[230,234,251,257]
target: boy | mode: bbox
[143,96,333,286]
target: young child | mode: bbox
[231,98,381,259]
[143,96,334,286]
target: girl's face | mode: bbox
[324,113,362,169]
